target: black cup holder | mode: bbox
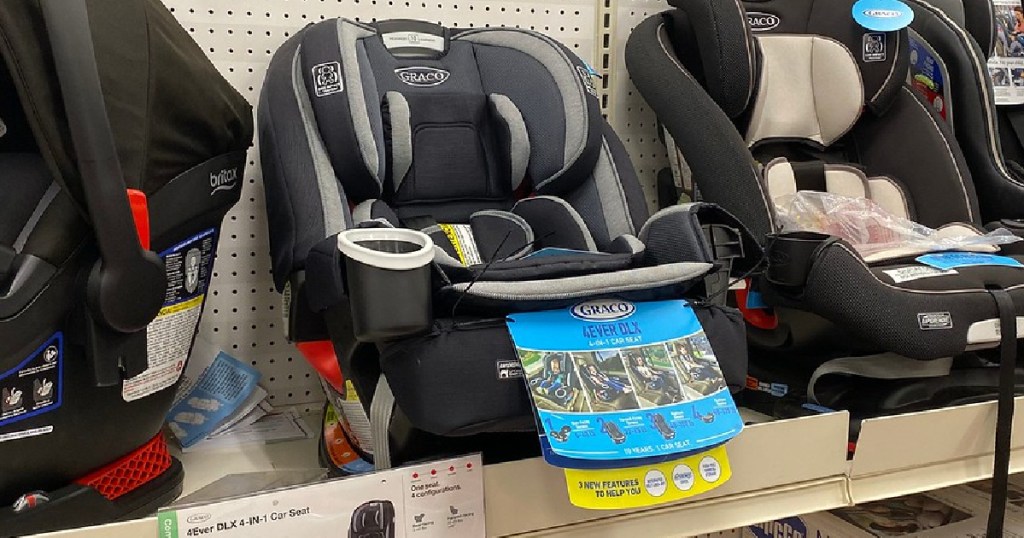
[337,228,436,342]
[765,232,832,288]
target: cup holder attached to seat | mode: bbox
[337,228,435,342]
[765,232,833,288]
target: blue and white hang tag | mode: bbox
[852,0,914,32]
[916,252,1024,270]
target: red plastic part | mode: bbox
[296,340,345,393]
[74,433,172,501]
[126,189,151,251]
[735,285,779,331]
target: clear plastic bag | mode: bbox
[774,191,1020,259]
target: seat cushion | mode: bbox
[0,153,53,247]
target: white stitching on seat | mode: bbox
[871,30,901,103]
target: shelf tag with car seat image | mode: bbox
[157,454,484,537]
[506,299,743,465]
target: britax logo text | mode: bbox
[395,67,451,87]
[571,300,636,322]
[747,12,780,31]
[210,168,237,194]
[749,517,809,538]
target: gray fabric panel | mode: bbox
[593,139,635,239]
[14,181,60,252]
[488,94,531,190]
[512,196,598,252]
[564,176,612,248]
[337,20,380,182]
[384,92,413,191]
[449,262,713,299]
[370,374,394,469]
[808,354,953,404]
[293,46,348,236]
[456,29,587,186]
[357,42,386,181]
[352,199,375,223]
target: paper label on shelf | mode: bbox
[507,299,743,465]
[124,228,216,402]
[563,445,732,509]
[157,454,484,538]
[166,350,261,448]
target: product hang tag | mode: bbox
[563,445,732,509]
[852,0,914,32]
[506,299,743,466]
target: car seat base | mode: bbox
[0,451,184,537]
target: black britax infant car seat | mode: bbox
[0,0,252,534]
[259,18,752,468]
[626,0,1024,410]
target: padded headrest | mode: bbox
[744,0,910,114]
[746,35,865,148]
[289,18,604,205]
[668,0,908,119]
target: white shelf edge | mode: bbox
[511,477,848,537]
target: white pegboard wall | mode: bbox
[164,0,602,410]
[606,0,670,214]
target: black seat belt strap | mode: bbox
[986,288,1017,538]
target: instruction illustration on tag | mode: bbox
[507,300,743,465]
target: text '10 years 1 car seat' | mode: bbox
[259,18,757,469]
[0,0,253,535]
[626,0,1024,533]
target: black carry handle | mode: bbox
[41,0,167,385]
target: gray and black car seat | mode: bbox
[626,1,1024,533]
[0,0,252,535]
[259,18,753,469]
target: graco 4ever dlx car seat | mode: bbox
[259,18,756,468]
[0,0,252,535]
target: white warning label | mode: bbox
[882,265,958,284]
[123,229,217,402]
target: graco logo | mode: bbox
[395,67,451,87]
[746,12,780,32]
[571,299,636,322]
[864,9,902,18]
[210,168,238,195]
[918,311,953,330]
[312,61,343,97]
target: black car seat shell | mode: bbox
[259,18,752,467]
[626,0,1024,366]
[0,0,252,534]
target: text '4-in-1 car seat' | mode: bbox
[259,18,755,468]
[0,1,252,535]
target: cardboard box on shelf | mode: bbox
[745,475,1024,538]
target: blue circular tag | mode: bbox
[852,0,914,32]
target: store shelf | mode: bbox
[34,401,1024,537]
[486,412,850,537]
[848,395,1024,504]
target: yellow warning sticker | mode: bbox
[563,445,731,509]
[437,223,482,266]
[156,295,205,316]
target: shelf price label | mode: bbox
[157,454,484,537]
